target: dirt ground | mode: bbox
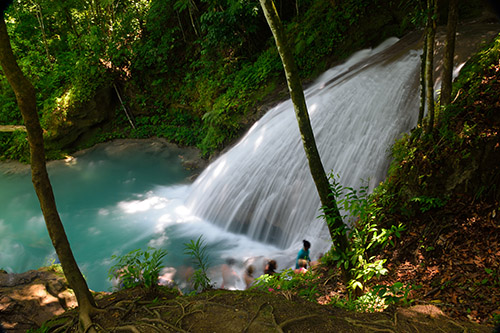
[32,286,494,333]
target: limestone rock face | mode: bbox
[44,85,117,151]
[0,268,77,332]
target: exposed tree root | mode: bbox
[280,290,294,301]
[278,314,320,331]
[136,322,162,332]
[446,319,468,333]
[341,317,396,332]
[120,299,140,320]
[112,325,141,333]
[80,312,97,333]
[142,318,187,332]
[53,315,78,333]
[243,302,267,333]
[268,304,284,333]
[35,287,490,333]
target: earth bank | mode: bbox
[0,267,495,333]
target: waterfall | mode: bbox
[186,34,422,251]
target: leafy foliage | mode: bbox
[330,282,415,312]
[379,33,500,215]
[0,0,421,160]
[253,269,320,302]
[0,131,30,162]
[372,282,416,306]
[108,247,167,290]
[410,195,448,213]
[183,236,213,293]
[322,174,405,295]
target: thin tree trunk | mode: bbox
[0,17,98,331]
[176,10,187,42]
[64,8,80,38]
[259,0,351,279]
[188,0,199,37]
[425,0,437,134]
[418,33,427,128]
[33,1,51,63]
[440,0,458,108]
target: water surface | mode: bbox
[0,140,283,291]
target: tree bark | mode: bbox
[440,0,458,108]
[418,33,427,129]
[33,1,51,63]
[425,0,437,134]
[0,17,97,331]
[259,0,351,269]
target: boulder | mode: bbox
[44,85,117,151]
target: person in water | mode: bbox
[243,265,255,289]
[296,240,311,269]
[294,259,308,274]
[264,259,277,275]
[221,258,239,289]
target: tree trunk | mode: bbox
[425,0,437,134]
[0,17,97,331]
[259,0,351,275]
[440,0,458,108]
[188,0,199,37]
[418,33,427,129]
[64,8,80,38]
[33,1,51,63]
[176,10,187,42]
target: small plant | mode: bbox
[492,312,500,327]
[484,267,500,287]
[410,195,448,213]
[183,236,213,293]
[328,291,387,313]
[108,247,167,290]
[45,259,64,275]
[372,282,416,307]
[330,282,417,313]
[253,269,320,302]
[322,174,405,296]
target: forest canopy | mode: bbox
[0,0,485,161]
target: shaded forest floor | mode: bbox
[371,55,500,326]
[377,197,500,325]
[38,286,494,333]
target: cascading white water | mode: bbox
[187,35,422,251]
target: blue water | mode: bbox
[0,140,284,291]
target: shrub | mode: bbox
[108,247,167,290]
[323,174,405,296]
[183,236,213,293]
[253,268,320,302]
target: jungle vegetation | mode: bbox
[2,0,483,161]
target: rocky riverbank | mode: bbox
[0,138,208,178]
